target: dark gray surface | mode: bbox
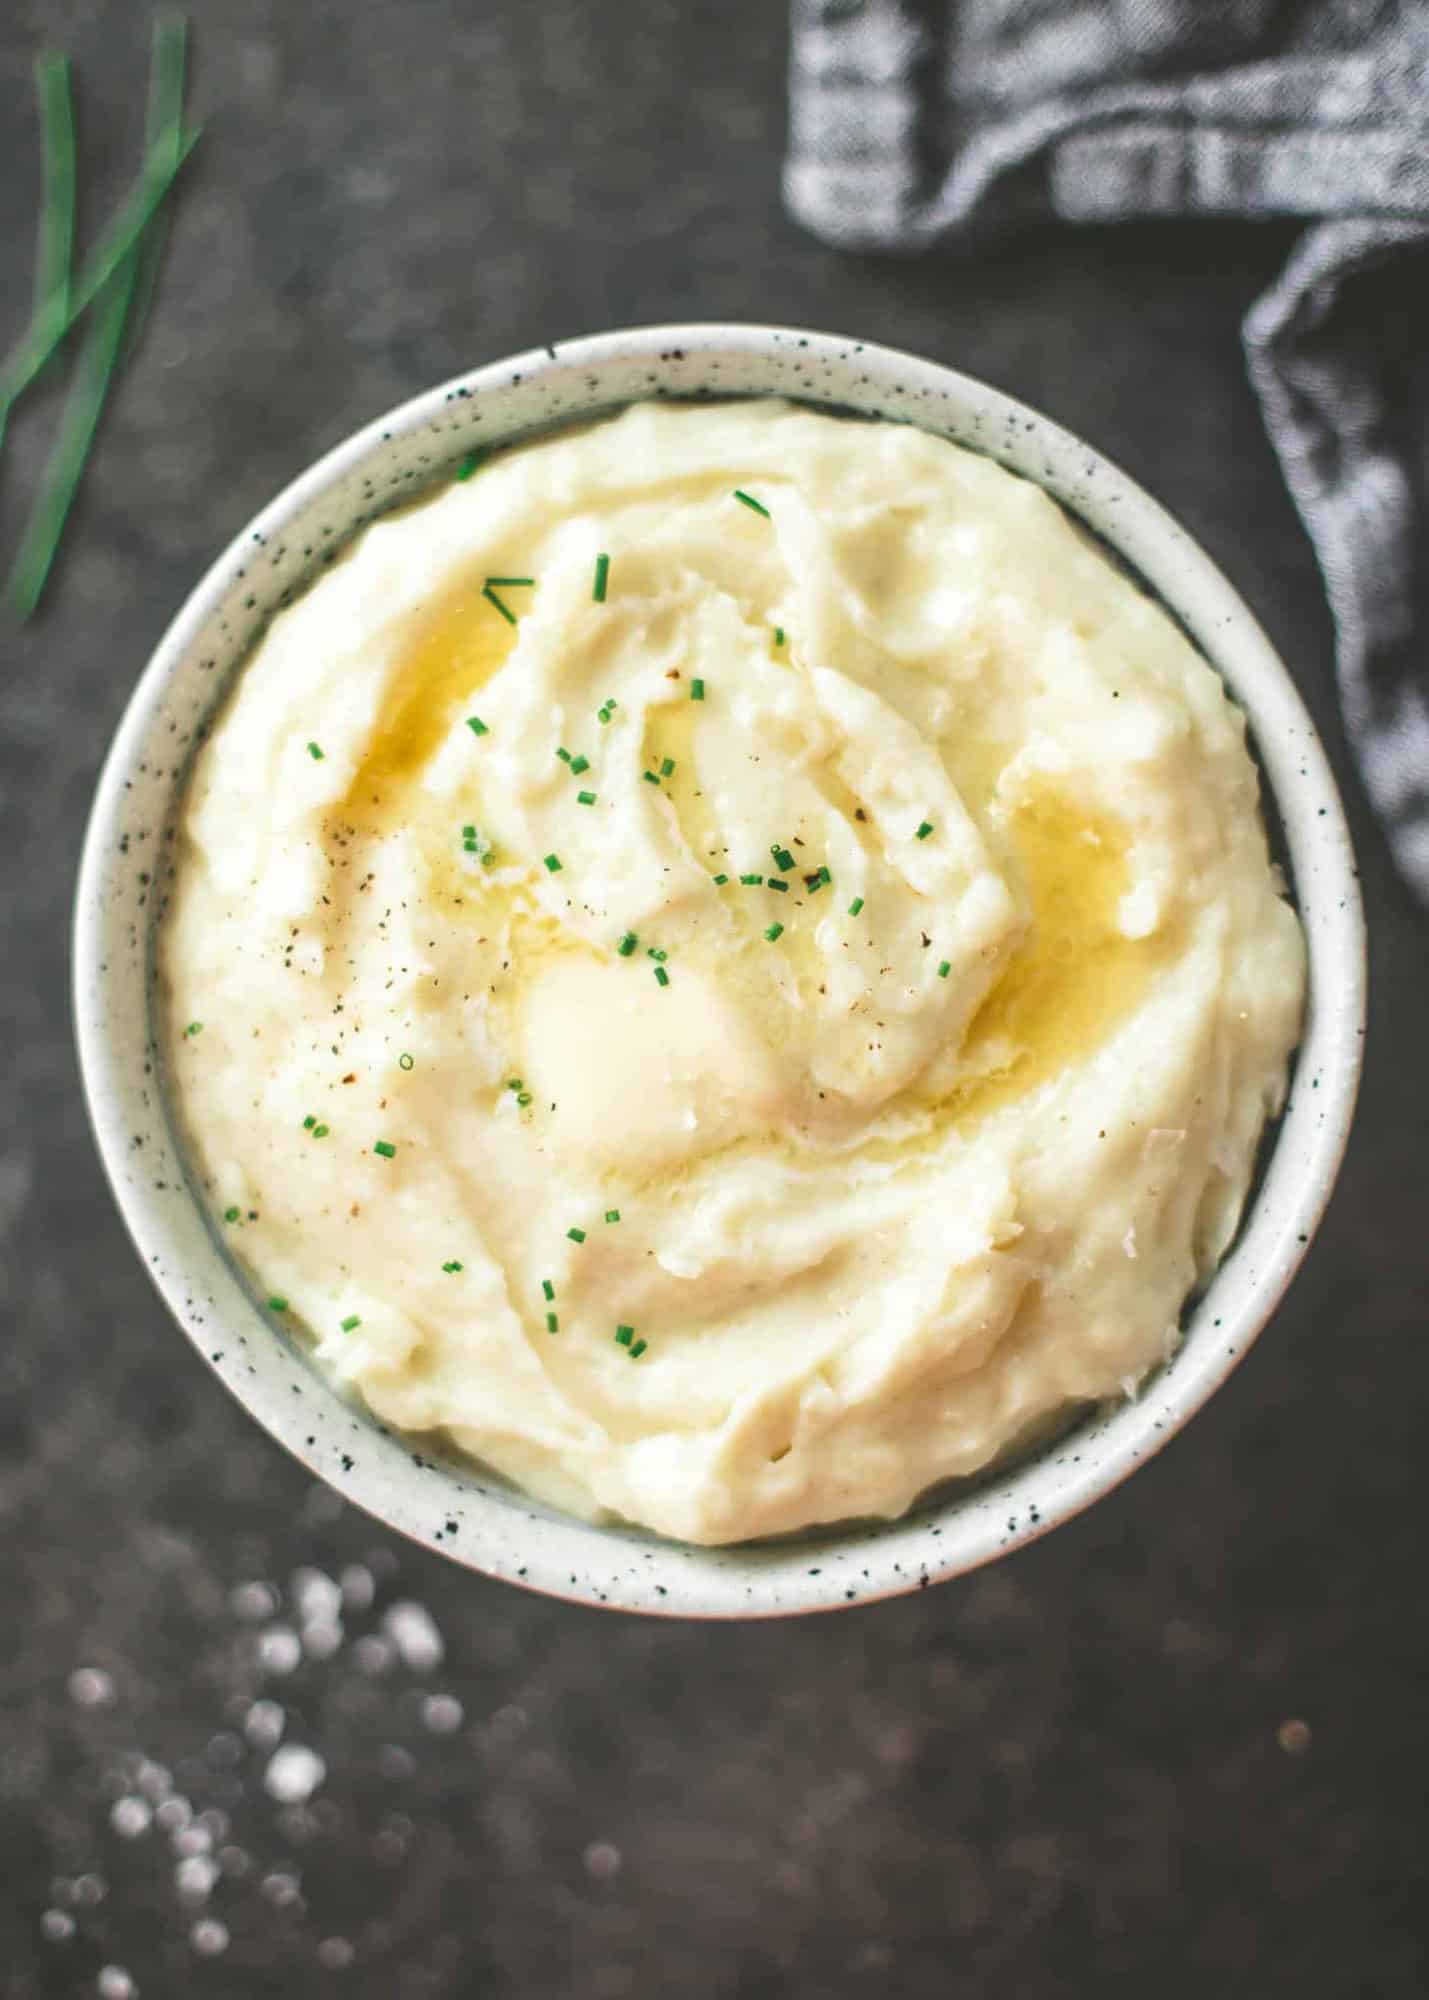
[2,4,1425,1995]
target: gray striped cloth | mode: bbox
[785,0,1429,902]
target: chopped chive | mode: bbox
[615,1324,634,1347]
[546,1312,559,1333]
[616,931,638,957]
[848,896,864,916]
[712,872,729,885]
[516,1091,532,1106]
[593,552,610,602]
[224,1206,240,1223]
[739,873,763,886]
[542,1278,555,1301]
[556,746,573,764]
[773,626,786,647]
[482,583,517,625]
[604,1209,621,1224]
[303,1114,316,1130]
[373,1139,397,1159]
[598,698,617,724]
[266,1296,288,1313]
[733,489,770,518]
[691,678,705,701]
[340,1314,361,1333]
[806,866,831,894]
[455,446,488,481]
[937,960,952,979]
[399,1052,414,1071]
[818,865,832,886]
[466,715,489,736]
[915,820,934,840]
[442,1259,463,1273]
[764,921,784,942]
[486,576,534,588]
[569,754,590,775]
[646,947,667,962]
[185,1020,203,1036]
[771,846,795,872]
[463,840,479,853]
[577,790,597,806]
[307,741,324,760]
[643,770,660,785]
[312,1124,329,1139]
[543,852,562,873]
[660,756,676,777]
[654,965,670,987]
[768,877,788,892]
[462,824,476,839]
[507,1077,524,1091]
[567,1226,587,1244]
[628,1338,648,1360]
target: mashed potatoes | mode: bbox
[163,400,1304,1544]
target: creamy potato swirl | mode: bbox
[163,401,1305,1543]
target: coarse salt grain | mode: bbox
[244,1699,286,1750]
[41,1909,75,1941]
[110,1796,152,1839]
[97,1968,136,1999]
[190,1918,230,1957]
[68,1667,116,1708]
[176,1854,219,1902]
[264,1743,326,1804]
[230,1580,279,1621]
[317,1937,356,1969]
[382,1601,443,1672]
[583,1841,622,1881]
[421,1693,464,1734]
[257,1625,303,1675]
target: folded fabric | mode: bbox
[786,0,1429,902]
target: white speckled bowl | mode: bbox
[74,326,1365,1616]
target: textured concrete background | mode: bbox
[3,3,1426,1995]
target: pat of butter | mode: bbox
[521,954,781,1170]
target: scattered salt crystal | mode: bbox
[383,1601,443,1671]
[68,1667,116,1708]
[291,1567,342,1623]
[583,1841,622,1880]
[264,1744,326,1804]
[421,1693,464,1734]
[353,1635,394,1677]
[110,1796,152,1839]
[172,1824,213,1857]
[339,1563,375,1611]
[155,1796,191,1832]
[41,1909,75,1941]
[197,1807,230,1842]
[176,1854,219,1901]
[1278,1717,1312,1753]
[135,1760,172,1800]
[189,1918,230,1957]
[97,1968,136,1998]
[301,1618,344,1661]
[257,1625,302,1675]
[378,1743,415,1779]
[218,1845,250,1878]
[245,1699,286,1750]
[72,1873,107,1905]
[317,1937,356,1969]
[231,1580,279,1621]
[260,1869,302,1908]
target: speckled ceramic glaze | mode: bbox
[74,326,1365,1617]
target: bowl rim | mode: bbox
[73,321,1366,1617]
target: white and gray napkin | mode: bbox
[785,0,1429,901]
